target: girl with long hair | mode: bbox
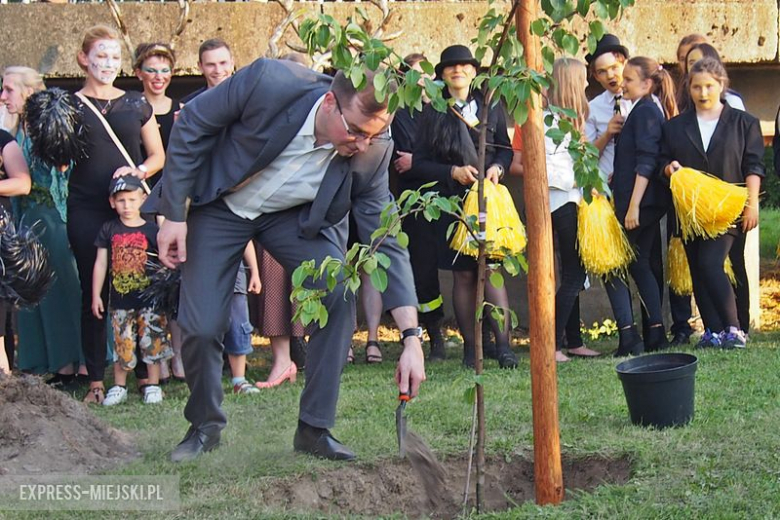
[412,45,517,369]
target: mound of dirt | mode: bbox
[262,449,631,517]
[0,374,138,476]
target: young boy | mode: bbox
[92,175,172,405]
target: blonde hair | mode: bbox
[549,58,589,132]
[2,66,45,99]
[78,25,122,72]
[133,42,176,71]
[626,56,678,120]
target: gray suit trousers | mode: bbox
[179,200,355,435]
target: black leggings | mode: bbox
[728,232,750,333]
[552,203,586,350]
[67,208,113,382]
[626,221,664,327]
[685,234,739,332]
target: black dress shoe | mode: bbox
[293,424,356,461]
[644,326,670,353]
[170,427,221,463]
[669,331,691,347]
[613,325,645,357]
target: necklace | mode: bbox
[93,98,112,115]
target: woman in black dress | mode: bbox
[70,25,165,403]
[412,45,517,369]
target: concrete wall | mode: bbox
[1,1,770,330]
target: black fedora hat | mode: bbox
[584,33,629,65]
[435,45,480,79]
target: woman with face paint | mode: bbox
[1,66,86,385]
[70,25,165,404]
[661,57,763,350]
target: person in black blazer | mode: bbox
[411,45,517,369]
[611,56,678,352]
[661,57,764,349]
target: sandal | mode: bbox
[83,386,105,405]
[366,340,383,364]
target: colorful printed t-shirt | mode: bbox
[95,219,158,310]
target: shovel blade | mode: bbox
[396,400,408,457]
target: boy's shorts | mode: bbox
[111,308,173,371]
[224,293,253,356]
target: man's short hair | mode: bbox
[198,38,231,63]
[330,68,397,116]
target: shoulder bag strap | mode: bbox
[76,92,150,194]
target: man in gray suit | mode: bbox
[148,58,426,462]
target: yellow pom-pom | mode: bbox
[577,194,635,278]
[450,182,526,259]
[667,237,692,295]
[670,167,748,241]
[667,236,738,295]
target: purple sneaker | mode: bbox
[695,330,722,349]
[719,327,747,350]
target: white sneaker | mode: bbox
[143,385,163,404]
[103,386,128,406]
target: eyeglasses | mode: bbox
[332,94,391,143]
[141,66,172,75]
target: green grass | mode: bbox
[760,207,780,260]
[5,333,780,519]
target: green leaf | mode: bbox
[589,20,606,42]
[316,25,330,49]
[388,92,400,114]
[365,52,381,71]
[530,19,548,37]
[463,385,476,404]
[375,252,391,269]
[396,231,409,248]
[489,271,504,289]
[292,266,309,288]
[350,67,365,90]
[562,33,580,56]
[318,305,329,328]
[363,256,378,274]
[420,60,435,76]
[370,226,388,242]
[541,46,555,74]
[512,102,529,126]
[369,268,388,292]
[577,0,590,16]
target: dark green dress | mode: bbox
[14,130,83,374]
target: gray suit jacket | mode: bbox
[144,58,416,310]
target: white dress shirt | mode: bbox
[224,95,337,219]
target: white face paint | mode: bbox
[87,39,122,85]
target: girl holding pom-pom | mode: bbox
[661,57,763,349]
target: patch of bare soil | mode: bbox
[261,449,631,518]
[0,374,138,476]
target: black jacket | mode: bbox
[660,103,765,185]
[612,96,670,223]
[410,91,512,197]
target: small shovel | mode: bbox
[395,392,411,457]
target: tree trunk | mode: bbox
[516,0,564,505]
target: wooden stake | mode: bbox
[516,0,564,505]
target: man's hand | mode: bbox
[158,220,188,269]
[451,165,478,185]
[394,151,413,174]
[395,339,426,398]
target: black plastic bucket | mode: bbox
[616,353,698,428]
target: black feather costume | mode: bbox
[0,208,54,308]
[23,88,88,167]
[140,258,180,319]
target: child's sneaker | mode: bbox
[695,330,722,349]
[103,386,128,406]
[720,327,747,350]
[233,381,260,394]
[143,385,163,404]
